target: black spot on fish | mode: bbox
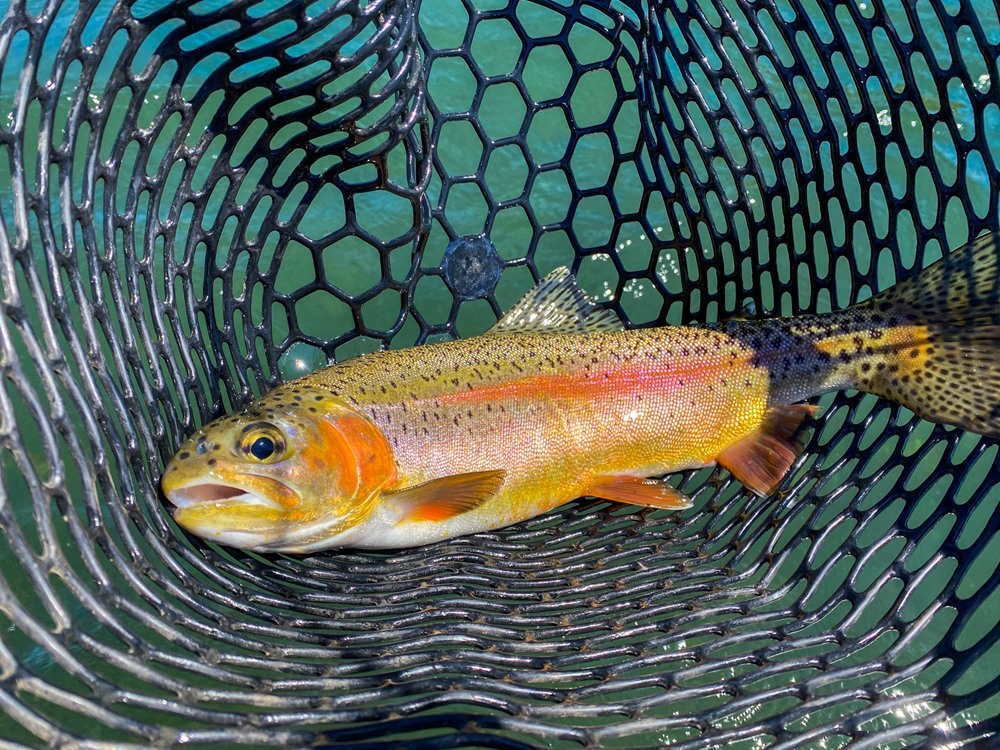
[179,452,190,460]
[207,458,217,466]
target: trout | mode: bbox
[162,233,1000,552]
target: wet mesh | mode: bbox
[0,0,999,747]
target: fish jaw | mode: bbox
[162,463,306,548]
[166,480,289,511]
[172,501,300,551]
[169,490,383,554]
[162,465,301,510]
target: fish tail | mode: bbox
[840,231,1000,437]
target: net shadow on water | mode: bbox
[0,0,998,747]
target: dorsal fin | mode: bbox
[487,267,624,335]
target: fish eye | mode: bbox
[239,425,286,462]
[250,436,274,460]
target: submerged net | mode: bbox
[0,0,999,746]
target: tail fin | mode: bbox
[851,232,1000,438]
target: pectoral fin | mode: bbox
[584,475,692,509]
[716,403,818,496]
[385,470,507,523]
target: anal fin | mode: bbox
[385,470,507,523]
[717,403,818,496]
[584,475,692,510]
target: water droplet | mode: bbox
[278,342,327,381]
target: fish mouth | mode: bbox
[165,481,290,511]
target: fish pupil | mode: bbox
[250,436,275,460]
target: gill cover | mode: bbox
[313,407,397,515]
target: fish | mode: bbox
[161,232,1000,553]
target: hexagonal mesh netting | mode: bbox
[1,0,999,747]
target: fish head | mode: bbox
[160,385,395,552]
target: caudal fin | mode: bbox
[853,232,1000,438]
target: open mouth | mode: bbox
[166,483,286,511]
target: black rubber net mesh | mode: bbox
[1,0,999,746]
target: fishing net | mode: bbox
[1,0,998,746]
